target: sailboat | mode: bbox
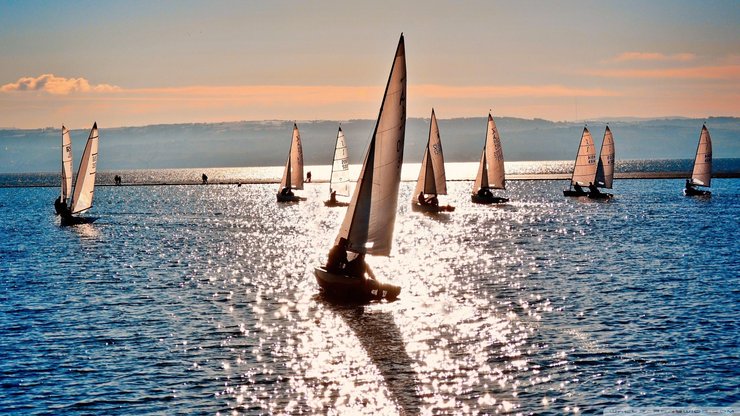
[412,109,454,212]
[563,127,596,197]
[314,34,406,302]
[324,126,351,207]
[684,124,712,196]
[590,126,615,199]
[54,123,99,225]
[276,123,305,202]
[471,112,509,204]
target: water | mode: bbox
[1,177,738,414]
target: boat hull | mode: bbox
[684,187,711,197]
[276,193,305,202]
[588,192,613,200]
[314,267,400,302]
[471,194,509,204]
[324,199,350,207]
[563,189,588,197]
[410,202,455,212]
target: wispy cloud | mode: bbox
[0,74,121,95]
[584,65,740,80]
[610,52,696,62]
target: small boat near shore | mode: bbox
[684,124,712,197]
[276,123,305,202]
[324,126,351,207]
[590,126,615,200]
[314,34,406,302]
[54,123,99,225]
[563,127,596,197]
[472,112,509,204]
[411,109,454,213]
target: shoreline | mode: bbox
[1,171,738,188]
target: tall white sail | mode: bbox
[61,126,73,202]
[279,123,304,191]
[690,125,712,187]
[70,123,99,214]
[414,109,447,198]
[595,126,615,189]
[472,113,505,192]
[329,126,351,197]
[570,127,597,187]
[336,34,406,256]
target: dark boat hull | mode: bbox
[276,193,305,202]
[471,194,509,204]
[324,199,350,207]
[410,202,455,212]
[563,189,588,197]
[314,267,400,302]
[684,187,711,197]
[588,192,613,200]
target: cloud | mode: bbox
[1,74,121,95]
[610,52,696,62]
[584,65,740,80]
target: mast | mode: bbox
[70,122,99,214]
[335,34,406,256]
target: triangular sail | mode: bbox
[595,126,615,189]
[570,127,597,186]
[279,123,304,191]
[329,126,351,197]
[70,123,99,214]
[414,109,447,198]
[61,126,73,202]
[473,113,505,192]
[336,34,406,256]
[690,125,712,187]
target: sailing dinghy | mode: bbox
[314,34,406,302]
[471,113,509,204]
[563,127,596,197]
[54,123,99,225]
[277,123,305,202]
[412,109,454,212]
[684,124,712,197]
[589,126,615,199]
[324,126,351,207]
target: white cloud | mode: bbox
[0,74,121,95]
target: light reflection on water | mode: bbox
[0,179,738,414]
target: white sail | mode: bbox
[570,127,597,187]
[70,122,99,214]
[413,109,447,198]
[690,125,712,187]
[472,113,505,192]
[61,126,73,202]
[595,126,615,189]
[329,126,351,197]
[279,123,304,191]
[336,34,406,256]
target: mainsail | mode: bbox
[329,126,351,197]
[335,34,406,256]
[690,125,712,187]
[414,109,447,198]
[279,123,304,191]
[61,126,73,202]
[595,126,615,189]
[570,127,597,187]
[472,113,505,192]
[70,123,99,214]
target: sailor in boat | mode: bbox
[573,183,585,194]
[476,187,494,198]
[325,237,376,280]
[587,182,602,197]
[329,189,337,204]
[417,191,439,207]
[280,186,294,197]
[685,179,697,193]
[306,171,312,183]
[54,196,73,222]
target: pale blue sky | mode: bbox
[1,0,738,127]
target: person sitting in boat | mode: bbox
[306,171,312,183]
[573,183,585,194]
[280,186,294,197]
[346,252,374,280]
[685,179,696,192]
[418,191,428,205]
[329,189,337,203]
[54,197,72,221]
[477,188,493,198]
[588,182,601,196]
[326,237,349,273]
[427,194,439,206]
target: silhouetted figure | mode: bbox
[114,175,122,185]
[428,195,439,206]
[418,191,427,205]
[477,188,493,198]
[685,179,695,192]
[330,189,337,203]
[306,171,312,183]
[202,173,208,184]
[345,252,368,278]
[280,187,294,197]
[54,196,72,221]
[588,182,601,196]
[326,237,349,273]
[573,183,585,194]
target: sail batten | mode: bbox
[570,127,597,187]
[61,126,73,202]
[473,113,505,192]
[279,124,304,191]
[690,125,712,187]
[336,34,406,256]
[595,126,615,189]
[70,123,99,214]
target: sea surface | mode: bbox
[1,168,738,414]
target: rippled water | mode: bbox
[1,179,738,414]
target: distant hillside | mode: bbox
[1,117,738,173]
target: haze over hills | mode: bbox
[1,117,738,173]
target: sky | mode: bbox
[0,0,738,129]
